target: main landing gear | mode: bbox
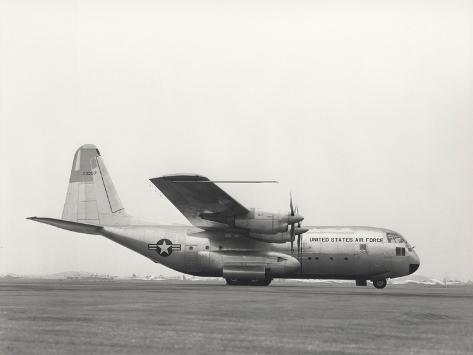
[225,278,272,286]
[372,278,387,289]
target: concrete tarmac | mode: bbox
[1,280,472,354]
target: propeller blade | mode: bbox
[289,193,295,254]
[296,207,301,228]
[290,192,294,216]
[290,223,295,253]
[294,206,304,271]
[297,234,300,255]
[299,234,303,272]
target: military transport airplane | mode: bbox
[28,144,420,288]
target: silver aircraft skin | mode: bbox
[29,144,420,288]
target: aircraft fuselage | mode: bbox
[101,225,420,282]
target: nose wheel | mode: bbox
[372,278,387,289]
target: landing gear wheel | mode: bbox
[225,278,272,286]
[253,278,272,286]
[225,279,250,286]
[225,278,238,285]
[372,279,387,289]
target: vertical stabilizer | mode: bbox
[62,144,129,225]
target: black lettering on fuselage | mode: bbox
[309,236,384,243]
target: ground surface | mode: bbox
[0,280,472,354]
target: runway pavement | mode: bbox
[1,280,472,354]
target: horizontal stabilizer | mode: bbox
[27,217,102,235]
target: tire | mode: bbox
[225,278,237,285]
[225,278,271,286]
[225,279,250,286]
[372,278,387,289]
[253,278,272,286]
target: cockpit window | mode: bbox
[387,232,412,249]
[386,232,404,243]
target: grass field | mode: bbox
[1,280,472,354]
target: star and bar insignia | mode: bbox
[148,238,181,257]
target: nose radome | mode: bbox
[413,250,420,264]
[408,250,420,274]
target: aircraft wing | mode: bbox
[150,174,249,230]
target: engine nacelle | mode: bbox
[200,209,304,237]
[234,209,289,234]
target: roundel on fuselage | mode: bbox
[147,238,181,257]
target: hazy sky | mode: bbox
[1,0,472,279]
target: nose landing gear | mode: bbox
[372,278,387,289]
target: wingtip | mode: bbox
[149,177,160,184]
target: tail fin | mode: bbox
[62,144,129,226]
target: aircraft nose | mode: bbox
[408,250,420,274]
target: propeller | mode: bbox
[296,207,302,270]
[294,206,309,271]
[288,193,307,256]
[289,193,295,253]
